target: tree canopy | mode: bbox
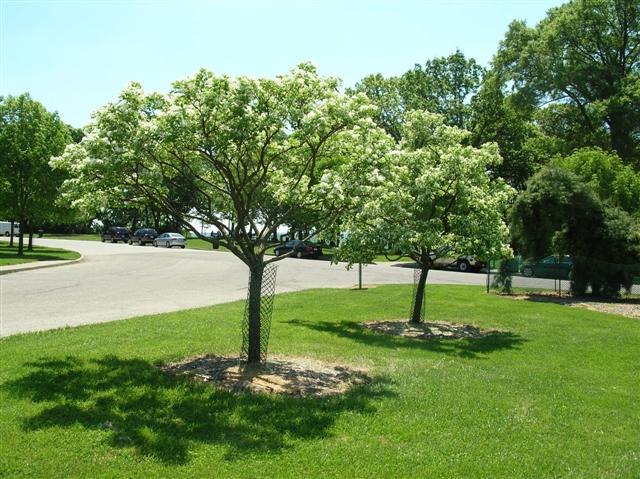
[469,73,548,189]
[352,50,484,142]
[337,111,513,322]
[553,147,640,215]
[0,93,71,254]
[494,0,640,165]
[511,165,640,296]
[400,49,484,129]
[53,63,390,363]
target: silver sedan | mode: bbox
[153,233,187,249]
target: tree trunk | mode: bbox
[28,224,34,251]
[410,267,429,324]
[153,211,161,231]
[9,220,14,247]
[131,209,139,231]
[247,262,265,364]
[17,228,24,257]
[608,110,635,165]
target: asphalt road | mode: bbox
[0,238,558,336]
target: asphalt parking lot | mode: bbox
[0,238,551,336]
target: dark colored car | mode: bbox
[101,226,131,243]
[521,255,573,279]
[273,240,323,259]
[129,228,159,246]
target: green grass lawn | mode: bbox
[43,233,102,242]
[0,242,81,266]
[1,285,638,478]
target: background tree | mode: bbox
[0,176,14,244]
[0,94,71,255]
[510,166,602,259]
[511,166,640,296]
[351,50,484,143]
[350,74,403,141]
[400,49,484,129]
[336,111,513,323]
[494,0,640,166]
[469,73,548,189]
[54,64,389,364]
[553,147,640,215]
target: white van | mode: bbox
[0,221,20,237]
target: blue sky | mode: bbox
[2,0,563,127]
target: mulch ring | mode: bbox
[362,320,502,340]
[502,292,640,319]
[159,355,371,397]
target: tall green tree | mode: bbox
[352,50,484,142]
[511,166,640,296]
[469,73,548,189]
[553,147,640,215]
[400,49,484,129]
[0,94,70,255]
[495,0,640,165]
[54,64,389,364]
[350,74,403,141]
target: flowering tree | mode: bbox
[337,111,514,323]
[53,64,389,364]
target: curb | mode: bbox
[0,254,84,276]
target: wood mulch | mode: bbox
[159,354,370,397]
[362,320,503,340]
[503,292,640,319]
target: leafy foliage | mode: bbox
[53,63,389,362]
[469,73,548,189]
[553,147,640,215]
[339,111,513,266]
[0,94,71,254]
[400,49,484,129]
[352,50,485,142]
[349,74,403,141]
[337,112,513,321]
[53,64,385,265]
[494,0,640,165]
[511,165,640,296]
[511,166,603,259]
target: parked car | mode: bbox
[0,221,20,237]
[273,240,323,259]
[454,255,487,273]
[101,226,131,243]
[432,255,487,273]
[520,255,573,279]
[429,246,486,272]
[129,228,158,246]
[153,233,186,248]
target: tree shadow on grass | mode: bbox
[4,355,394,464]
[285,319,526,359]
